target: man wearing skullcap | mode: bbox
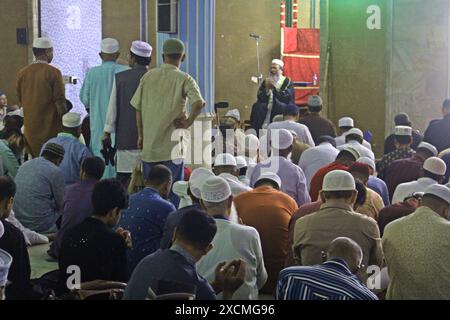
[377,126,415,181]
[250,59,295,132]
[392,157,447,205]
[80,38,129,179]
[41,112,92,185]
[293,171,383,282]
[16,37,67,157]
[249,129,310,207]
[335,117,373,150]
[235,172,298,293]
[13,143,65,233]
[384,113,423,154]
[299,96,337,145]
[383,184,450,299]
[337,128,375,160]
[131,38,205,206]
[104,40,153,187]
[213,153,252,197]
[384,142,438,200]
[423,100,450,153]
[196,176,267,300]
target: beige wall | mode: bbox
[0,0,30,106]
[215,0,282,121]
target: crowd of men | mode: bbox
[1,35,450,301]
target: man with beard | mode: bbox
[0,128,24,178]
[250,59,295,132]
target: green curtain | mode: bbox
[285,0,292,27]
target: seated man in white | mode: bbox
[213,153,252,197]
[196,176,267,300]
[335,117,372,150]
[337,128,375,161]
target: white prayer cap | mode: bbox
[308,95,323,107]
[131,40,153,58]
[101,38,120,54]
[347,128,364,138]
[0,221,3,239]
[62,112,82,128]
[225,109,241,122]
[235,156,248,170]
[395,126,412,136]
[255,171,282,189]
[417,142,438,157]
[341,146,360,161]
[423,157,447,176]
[339,117,354,128]
[214,153,237,167]
[0,249,12,287]
[424,184,450,204]
[358,157,376,172]
[272,59,284,68]
[33,37,52,49]
[322,170,356,192]
[173,181,189,198]
[6,109,23,118]
[245,134,260,152]
[189,168,215,199]
[271,129,294,150]
[200,176,232,203]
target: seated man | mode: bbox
[48,157,105,259]
[0,176,31,300]
[118,165,176,276]
[0,128,24,178]
[59,179,131,287]
[358,157,390,206]
[335,117,372,150]
[0,248,12,301]
[250,59,295,132]
[42,112,92,185]
[196,176,267,300]
[14,143,65,233]
[235,172,298,294]
[124,209,246,300]
[337,128,375,160]
[213,153,252,197]
[294,171,383,280]
[160,167,214,250]
[277,237,378,300]
[383,185,450,299]
[299,96,337,145]
[384,113,423,154]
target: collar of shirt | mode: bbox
[219,173,240,183]
[57,132,78,140]
[31,59,49,65]
[322,258,353,275]
[416,205,447,220]
[212,215,228,221]
[171,244,196,266]
[134,65,148,71]
[417,177,438,185]
[320,200,354,212]
[275,75,286,90]
[161,63,179,70]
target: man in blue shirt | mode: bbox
[124,209,246,300]
[48,157,105,259]
[42,112,92,185]
[277,237,378,300]
[118,165,176,276]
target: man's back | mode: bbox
[299,143,339,188]
[0,139,19,178]
[131,64,203,163]
[392,177,437,205]
[13,157,65,233]
[43,134,92,185]
[293,201,383,271]
[124,247,216,300]
[309,162,348,202]
[277,260,378,300]
[235,186,297,293]
[118,188,176,276]
[59,217,127,284]
[299,114,336,145]
[384,155,424,200]
[424,116,450,152]
[17,63,65,157]
[337,141,375,160]
[197,219,267,300]
[383,207,450,299]
[377,202,415,237]
[268,121,315,146]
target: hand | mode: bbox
[212,260,246,299]
[174,116,192,129]
[137,136,143,150]
[116,228,133,249]
[102,133,112,147]
[265,78,275,90]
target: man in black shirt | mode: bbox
[59,179,131,290]
[0,175,32,300]
[384,113,423,154]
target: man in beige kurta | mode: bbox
[16,37,66,157]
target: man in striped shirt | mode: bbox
[277,237,378,300]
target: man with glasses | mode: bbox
[277,237,378,300]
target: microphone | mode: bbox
[249,33,262,39]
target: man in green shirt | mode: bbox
[0,128,24,178]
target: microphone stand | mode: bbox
[250,35,263,84]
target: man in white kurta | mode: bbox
[337,128,375,160]
[335,117,372,150]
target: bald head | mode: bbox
[327,237,363,273]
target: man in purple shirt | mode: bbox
[48,157,105,259]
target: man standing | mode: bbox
[383,185,450,299]
[80,38,129,179]
[384,113,423,154]
[104,41,152,187]
[250,59,295,132]
[299,96,337,145]
[131,39,205,206]
[42,112,92,185]
[423,100,450,152]
[16,37,67,157]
